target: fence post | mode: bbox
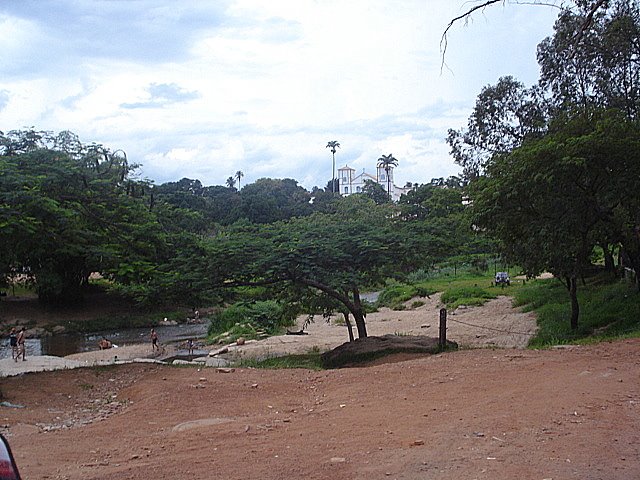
[439,308,447,349]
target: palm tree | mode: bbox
[377,154,398,201]
[326,141,340,194]
[226,176,236,189]
[235,170,244,189]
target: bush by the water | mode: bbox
[207,300,296,343]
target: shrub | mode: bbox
[207,300,296,341]
[377,283,434,308]
[440,286,496,308]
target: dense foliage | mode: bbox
[450,0,640,328]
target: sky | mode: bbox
[0,0,561,190]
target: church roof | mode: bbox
[338,165,355,171]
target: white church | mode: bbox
[337,163,411,202]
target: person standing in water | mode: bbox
[16,327,26,361]
[8,328,18,360]
[150,328,159,351]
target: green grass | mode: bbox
[514,277,640,348]
[378,265,523,310]
[439,285,498,309]
[239,352,324,370]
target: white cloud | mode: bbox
[0,0,560,189]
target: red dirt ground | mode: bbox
[2,339,639,480]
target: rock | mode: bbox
[216,367,235,374]
[209,346,229,356]
[330,457,346,463]
[321,335,458,369]
[205,357,231,368]
[26,327,50,338]
[411,440,425,446]
[236,337,246,346]
[52,325,66,334]
[171,359,195,365]
[420,324,430,329]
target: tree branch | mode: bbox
[440,0,603,71]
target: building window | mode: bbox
[356,186,361,192]
[344,187,349,194]
[380,173,386,181]
[342,176,347,182]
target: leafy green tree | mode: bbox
[469,112,640,328]
[361,179,390,205]
[447,76,549,179]
[537,1,640,119]
[226,176,236,189]
[238,178,312,223]
[0,138,163,304]
[195,197,431,338]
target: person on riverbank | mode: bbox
[16,327,26,361]
[8,328,18,360]
[187,338,194,357]
[150,328,159,351]
[98,337,112,350]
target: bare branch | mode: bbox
[440,0,604,72]
[440,0,505,72]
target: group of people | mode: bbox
[9,327,26,362]
[7,326,197,360]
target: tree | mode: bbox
[469,112,640,328]
[326,141,340,194]
[447,76,549,179]
[537,1,640,119]
[238,178,312,223]
[377,154,398,200]
[0,134,165,304]
[361,179,390,205]
[226,176,236,189]
[198,196,430,339]
[235,170,244,189]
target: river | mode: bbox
[1,322,209,359]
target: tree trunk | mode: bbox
[351,287,368,338]
[296,277,369,338]
[342,312,355,342]
[601,243,616,276]
[566,275,579,330]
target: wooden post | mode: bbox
[439,308,447,349]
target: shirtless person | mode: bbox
[150,328,159,351]
[16,327,26,361]
[98,337,112,350]
[9,328,18,361]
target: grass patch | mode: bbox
[239,352,323,370]
[440,286,498,309]
[377,283,434,309]
[514,277,640,348]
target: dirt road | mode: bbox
[1,337,638,480]
[1,294,638,479]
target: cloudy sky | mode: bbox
[0,0,560,190]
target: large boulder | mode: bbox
[321,334,457,369]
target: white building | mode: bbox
[337,164,411,202]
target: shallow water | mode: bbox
[1,322,209,359]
